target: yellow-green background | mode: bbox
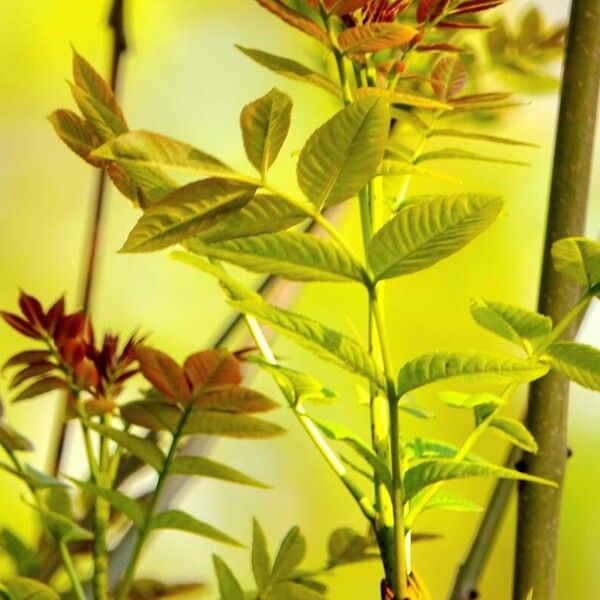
[0,1,599,598]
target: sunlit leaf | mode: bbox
[241,88,292,176]
[48,109,100,165]
[430,128,538,147]
[489,416,537,452]
[406,438,487,463]
[297,97,389,208]
[171,455,268,488]
[542,342,600,391]
[136,346,191,402]
[356,86,450,110]
[183,349,242,395]
[186,232,367,283]
[431,56,467,100]
[551,237,600,290]
[150,509,242,546]
[403,458,556,502]
[368,194,503,281]
[439,390,504,409]
[236,46,340,96]
[418,490,482,514]
[338,23,418,54]
[397,352,549,397]
[196,386,278,413]
[416,148,529,166]
[121,179,257,252]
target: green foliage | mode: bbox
[542,342,600,391]
[170,456,269,488]
[0,577,60,600]
[551,237,600,291]
[488,416,538,452]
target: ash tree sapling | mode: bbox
[0,1,598,599]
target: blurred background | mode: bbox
[0,0,599,598]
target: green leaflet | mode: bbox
[542,342,600,391]
[0,577,60,600]
[121,179,257,252]
[150,509,242,546]
[186,231,367,283]
[376,159,461,184]
[405,438,487,463]
[312,417,392,492]
[170,456,269,488]
[196,194,305,243]
[338,23,418,54]
[368,194,503,281]
[196,387,279,413]
[240,88,292,176]
[297,97,389,208]
[417,491,483,514]
[235,46,340,97]
[121,400,285,438]
[47,109,100,165]
[86,422,165,471]
[327,527,376,567]
[430,128,538,147]
[264,582,325,599]
[470,298,552,353]
[92,130,235,179]
[230,298,386,389]
[252,519,272,590]
[270,527,306,583]
[213,555,245,600]
[27,502,93,544]
[489,417,538,452]
[356,86,450,110]
[416,147,529,166]
[67,478,145,530]
[403,458,556,502]
[551,237,600,290]
[440,391,505,409]
[0,463,66,490]
[397,351,549,398]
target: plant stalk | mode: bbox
[514,1,600,597]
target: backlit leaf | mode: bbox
[431,56,467,100]
[470,299,552,353]
[213,555,245,600]
[241,88,292,176]
[297,97,389,208]
[150,510,242,546]
[440,391,504,409]
[230,298,385,388]
[136,346,191,402]
[271,527,306,583]
[368,194,503,281]
[338,23,418,54]
[403,458,555,502]
[489,416,537,452]
[122,179,257,252]
[48,109,100,165]
[183,349,242,395]
[196,387,278,413]
[551,237,600,290]
[416,148,529,166]
[418,491,482,514]
[236,46,340,97]
[252,519,272,590]
[186,231,367,283]
[430,128,538,147]
[397,352,549,397]
[356,86,450,110]
[171,455,268,488]
[542,342,600,391]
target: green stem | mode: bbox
[116,405,192,600]
[59,542,87,600]
[514,2,600,596]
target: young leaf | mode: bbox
[252,519,272,590]
[235,46,340,97]
[150,509,242,546]
[430,128,538,147]
[2,350,52,374]
[417,0,451,23]
[406,438,487,463]
[186,231,367,283]
[551,237,600,290]
[0,578,60,600]
[183,349,242,394]
[489,416,538,452]
[297,97,389,208]
[230,298,386,389]
[92,130,235,179]
[170,455,268,488]
[418,490,482,514]
[12,377,68,403]
[328,527,374,566]
[416,148,529,166]
[431,56,467,100]
[271,527,306,583]
[542,342,600,391]
[121,179,257,253]
[0,422,34,453]
[312,417,392,491]
[241,88,292,177]
[470,298,553,353]
[397,352,549,397]
[213,555,245,600]
[197,194,305,243]
[255,0,329,45]
[9,363,55,390]
[120,400,181,432]
[196,387,278,413]
[86,422,165,471]
[377,159,461,184]
[48,109,100,165]
[356,86,449,110]
[67,478,145,530]
[440,390,504,409]
[136,346,191,402]
[403,458,556,502]
[368,194,503,281]
[338,23,418,54]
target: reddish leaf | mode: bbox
[437,20,492,29]
[2,350,52,373]
[12,377,68,402]
[417,0,450,23]
[338,22,418,54]
[46,297,65,335]
[60,338,88,368]
[183,350,242,396]
[331,0,370,15]
[416,43,467,52]
[196,387,279,413]
[85,396,116,416]
[18,292,46,330]
[0,311,41,339]
[9,362,56,390]
[256,0,329,45]
[136,346,191,402]
[450,0,505,16]
[73,358,100,389]
[431,56,467,100]
[54,312,87,349]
